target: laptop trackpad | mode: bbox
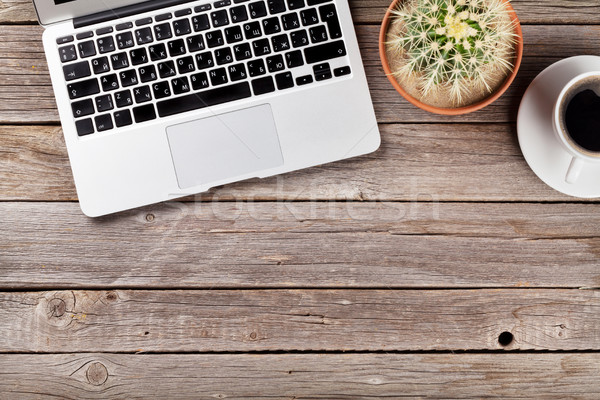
[166,104,284,189]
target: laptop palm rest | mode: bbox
[166,104,284,189]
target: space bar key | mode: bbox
[157,82,252,118]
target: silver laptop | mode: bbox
[34,0,381,216]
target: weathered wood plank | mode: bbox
[0,122,592,202]
[2,0,599,25]
[1,289,599,352]
[1,25,600,123]
[1,353,599,398]
[2,202,600,289]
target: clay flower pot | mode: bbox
[379,0,524,115]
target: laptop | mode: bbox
[34,0,381,216]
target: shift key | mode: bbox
[67,78,100,99]
[304,40,346,64]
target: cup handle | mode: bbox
[565,157,584,184]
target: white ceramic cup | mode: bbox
[552,71,600,184]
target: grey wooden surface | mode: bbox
[1,0,600,398]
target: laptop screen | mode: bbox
[34,0,148,26]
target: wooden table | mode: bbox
[1,0,600,397]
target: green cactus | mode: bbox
[388,0,518,104]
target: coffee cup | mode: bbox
[552,71,600,184]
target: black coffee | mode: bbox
[561,77,600,153]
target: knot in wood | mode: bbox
[86,362,108,386]
[47,298,66,318]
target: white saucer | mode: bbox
[517,56,600,198]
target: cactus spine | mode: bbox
[388,0,518,104]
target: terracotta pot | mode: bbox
[379,0,524,115]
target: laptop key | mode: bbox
[191,72,210,90]
[287,0,305,10]
[228,63,247,81]
[296,74,313,85]
[266,54,285,72]
[187,34,206,51]
[301,8,319,26]
[57,35,74,45]
[249,1,268,18]
[135,27,154,45]
[225,26,244,44]
[285,50,303,67]
[71,99,94,118]
[233,43,253,60]
[133,104,157,123]
[168,39,187,56]
[139,65,158,82]
[116,32,135,49]
[153,81,171,99]
[192,14,211,31]
[252,76,275,95]
[174,19,192,36]
[119,69,138,87]
[154,23,173,40]
[244,22,262,39]
[155,13,172,22]
[158,61,177,78]
[63,61,91,81]
[130,48,149,65]
[175,8,192,17]
[291,30,309,47]
[275,71,294,89]
[115,90,134,107]
[272,34,291,52]
[116,22,133,31]
[253,38,271,56]
[230,5,249,23]
[313,62,332,81]
[206,31,225,48]
[59,45,77,62]
[171,77,191,94]
[334,66,351,76]
[149,43,168,61]
[247,59,266,76]
[76,31,94,40]
[78,41,96,58]
[134,85,152,103]
[95,94,114,112]
[76,118,94,136]
[319,4,342,39]
[304,39,346,63]
[282,13,300,30]
[110,53,129,70]
[68,78,100,99]
[100,74,120,91]
[263,17,281,34]
[215,48,234,65]
[156,82,252,117]
[196,52,215,69]
[214,0,232,7]
[309,25,328,43]
[114,109,133,127]
[95,114,113,131]
[268,0,286,14]
[211,10,229,27]
[177,56,196,73]
[97,36,115,53]
[91,57,110,74]
[136,17,153,26]
[209,67,229,86]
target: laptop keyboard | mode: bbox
[56,0,352,137]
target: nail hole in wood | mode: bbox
[498,331,514,346]
[145,213,155,222]
[144,331,149,335]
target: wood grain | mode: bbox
[2,25,600,124]
[2,202,600,289]
[0,122,594,202]
[2,0,600,24]
[1,353,599,399]
[1,289,599,352]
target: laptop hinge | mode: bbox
[73,0,197,28]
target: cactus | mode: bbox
[388,0,518,104]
